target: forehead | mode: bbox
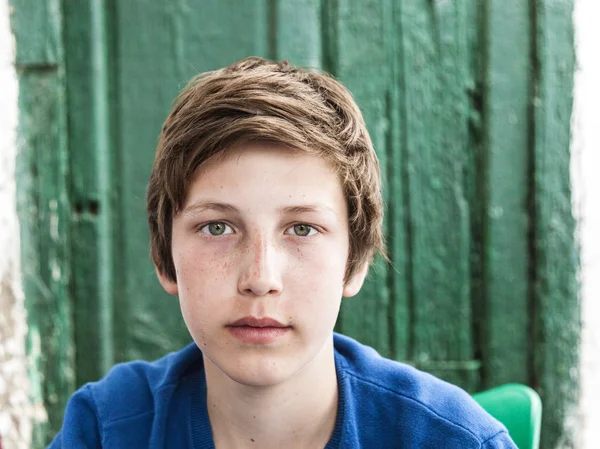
[184,143,346,214]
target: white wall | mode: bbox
[574,1,600,448]
[0,0,32,448]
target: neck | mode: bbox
[205,338,339,449]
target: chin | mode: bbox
[223,359,296,388]
[227,373,283,388]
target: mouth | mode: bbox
[226,316,292,344]
[229,316,289,328]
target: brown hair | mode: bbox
[147,57,385,284]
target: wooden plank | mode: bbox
[480,0,532,388]
[113,0,272,362]
[531,1,579,447]
[463,0,486,394]
[387,0,410,361]
[15,71,73,448]
[332,0,392,357]
[9,0,60,66]
[62,0,117,386]
[399,0,474,374]
[273,0,322,67]
[11,0,73,446]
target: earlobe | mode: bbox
[342,263,369,298]
[155,266,179,296]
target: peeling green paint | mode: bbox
[10,0,75,446]
[531,1,579,447]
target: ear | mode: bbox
[155,265,179,296]
[342,262,369,298]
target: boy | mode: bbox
[50,57,516,448]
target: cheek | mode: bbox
[287,239,348,281]
[286,244,346,313]
[175,244,235,288]
[174,250,236,329]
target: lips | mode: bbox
[228,316,288,328]
[227,316,291,343]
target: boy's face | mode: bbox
[157,143,367,387]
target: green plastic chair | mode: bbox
[472,383,542,449]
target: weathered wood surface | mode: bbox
[481,0,532,388]
[531,1,579,447]
[11,0,73,446]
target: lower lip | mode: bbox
[227,326,291,344]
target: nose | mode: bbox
[238,235,283,297]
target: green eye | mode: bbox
[202,222,230,236]
[292,224,313,237]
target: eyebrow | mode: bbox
[182,201,240,216]
[278,204,337,216]
[181,201,337,217]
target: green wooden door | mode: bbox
[11,1,579,448]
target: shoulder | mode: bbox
[86,342,202,423]
[333,333,513,448]
[49,342,203,448]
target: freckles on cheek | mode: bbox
[219,254,238,275]
[177,250,207,275]
[177,249,237,293]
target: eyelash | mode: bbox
[197,221,320,237]
[198,221,234,236]
[284,223,319,237]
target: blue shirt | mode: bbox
[49,333,516,448]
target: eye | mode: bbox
[285,223,318,237]
[199,222,233,236]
